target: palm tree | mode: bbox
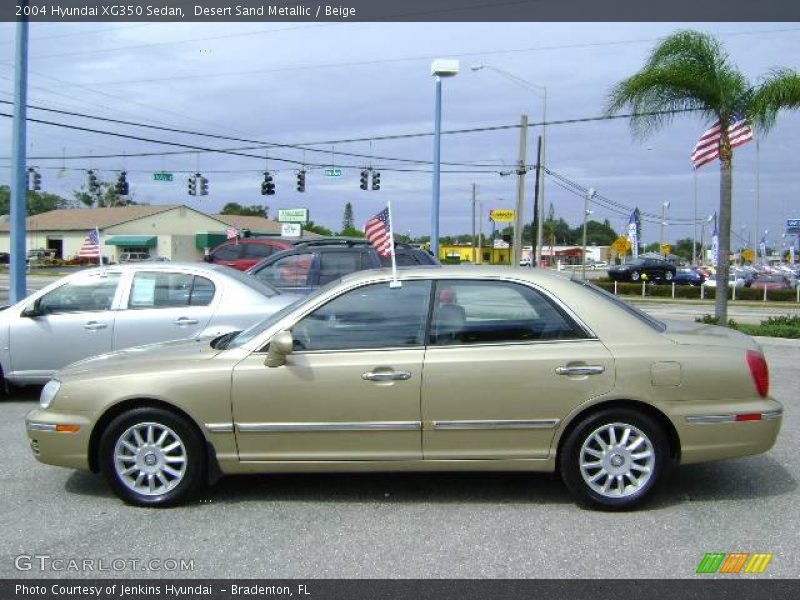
[606,30,800,323]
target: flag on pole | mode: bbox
[759,232,768,259]
[365,207,393,257]
[226,227,239,240]
[79,227,101,261]
[365,204,401,288]
[627,210,639,259]
[710,214,719,267]
[691,117,754,169]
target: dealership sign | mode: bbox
[489,209,515,223]
[277,208,309,224]
[786,218,800,233]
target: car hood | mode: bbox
[57,336,221,380]
[661,319,760,350]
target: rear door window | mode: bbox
[254,253,315,288]
[212,244,242,260]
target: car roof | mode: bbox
[77,262,235,275]
[336,265,574,286]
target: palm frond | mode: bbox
[748,68,800,133]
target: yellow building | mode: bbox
[439,244,513,265]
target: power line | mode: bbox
[69,26,800,87]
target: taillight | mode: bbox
[746,350,769,398]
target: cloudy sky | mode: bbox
[0,21,798,249]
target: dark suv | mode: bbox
[607,257,677,282]
[247,243,438,294]
[204,238,295,271]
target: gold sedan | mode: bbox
[26,267,782,510]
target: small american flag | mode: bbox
[79,228,101,258]
[226,227,239,240]
[365,207,393,258]
[691,116,754,169]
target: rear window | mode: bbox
[572,278,666,332]
[220,266,280,298]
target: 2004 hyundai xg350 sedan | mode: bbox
[26,266,782,510]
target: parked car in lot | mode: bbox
[0,263,297,388]
[749,274,793,290]
[703,273,746,289]
[607,258,676,282]
[204,238,294,271]
[247,242,438,294]
[26,266,781,510]
[671,267,706,286]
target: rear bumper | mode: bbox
[672,399,783,464]
[25,408,92,471]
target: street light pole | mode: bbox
[429,60,459,262]
[660,201,670,256]
[471,183,477,264]
[513,114,528,266]
[470,64,547,266]
[582,188,596,280]
[692,170,698,265]
[10,10,29,304]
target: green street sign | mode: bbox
[324,168,342,177]
[153,172,174,182]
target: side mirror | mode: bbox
[264,330,294,368]
[21,299,42,318]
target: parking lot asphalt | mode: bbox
[0,339,797,579]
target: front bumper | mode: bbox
[26,408,93,471]
[673,398,783,464]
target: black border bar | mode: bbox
[4,0,800,22]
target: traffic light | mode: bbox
[262,172,275,195]
[27,167,42,191]
[296,170,306,193]
[199,175,209,196]
[188,174,197,196]
[87,170,99,193]
[371,170,381,191]
[359,169,369,190]
[115,171,129,195]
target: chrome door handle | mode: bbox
[555,365,605,376]
[175,317,199,326]
[362,370,412,382]
[83,321,108,331]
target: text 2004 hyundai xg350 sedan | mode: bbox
[26,267,782,510]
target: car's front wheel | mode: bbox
[99,407,206,507]
[559,408,669,510]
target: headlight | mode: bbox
[40,380,61,409]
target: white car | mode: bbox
[703,273,746,289]
[0,263,299,388]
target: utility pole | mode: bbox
[10,8,29,304]
[535,91,547,270]
[755,138,761,264]
[582,188,596,281]
[531,135,542,268]
[513,114,528,266]
[471,183,477,264]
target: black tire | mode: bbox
[99,407,206,507]
[630,271,640,281]
[559,408,669,511]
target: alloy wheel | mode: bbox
[113,422,188,497]
[578,422,655,498]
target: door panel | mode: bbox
[421,341,615,459]
[231,350,424,461]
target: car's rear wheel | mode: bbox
[560,408,668,510]
[630,271,640,281]
[99,407,206,507]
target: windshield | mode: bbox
[221,266,280,298]
[224,279,340,349]
[571,278,666,332]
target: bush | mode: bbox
[694,314,800,339]
[595,279,799,302]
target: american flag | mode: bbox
[365,207,393,258]
[691,116,754,169]
[226,227,239,240]
[79,228,101,258]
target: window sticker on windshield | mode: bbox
[130,277,156,307]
